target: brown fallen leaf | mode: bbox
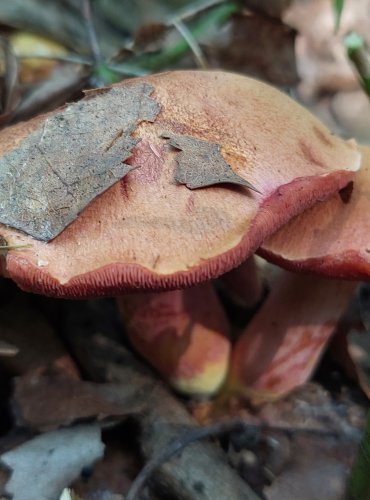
[0,297,79,378]
[284,0,370,98]
[133,23,168,53]
[207,11,297,87]
[162,133,259,191]
[9,31,68,84]
[12,373,148,432]
[244,0,292,18]
[0,82,160,241]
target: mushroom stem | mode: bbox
[228,270,356,403]
[218,256,264,308]
[117,283,231,397]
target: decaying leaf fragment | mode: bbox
[0,83,160,241]
[162,133,259,191]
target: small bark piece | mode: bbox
[0,82,160,240]
[163,133,258,191]
[229,271,356,403]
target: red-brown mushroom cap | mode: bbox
[0,70,361,298]
[259,145,370,279]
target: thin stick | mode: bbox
[0,244,32,254]
[18,53,92,66]
[80,0,102,64]
[126,419,344,500]
[170,0,225,24]
[172,19,208,68]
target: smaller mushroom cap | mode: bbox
[259,145,370,280]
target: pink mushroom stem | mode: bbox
[117,283,231,397]
[229,270,356,403]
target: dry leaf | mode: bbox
[133,23,168,52]
[207,12,297,87]
[244,0,292,18]
[9,31,67,83]
[13,373,147,431]
[162,133,258,191]
[0,82,160,240]
[0,424,104,500]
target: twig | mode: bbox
[169,0,225,24]
[126,419,346,500]
[172,19,208,69]
[80,0,102,64]
[18,53,93,65]
[0,244,32,253]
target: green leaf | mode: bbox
[333,0,345,32]
[344,32,370,98]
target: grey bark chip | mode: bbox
[162,133,259,192]
[0,82,160,241]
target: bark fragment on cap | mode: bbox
[0,83,160,240]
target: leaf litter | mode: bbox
[0,82,160,241]
[0,424,104,500]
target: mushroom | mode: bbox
[229,144,370,401]
[259,144,370,279]
[0,70,361,396]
